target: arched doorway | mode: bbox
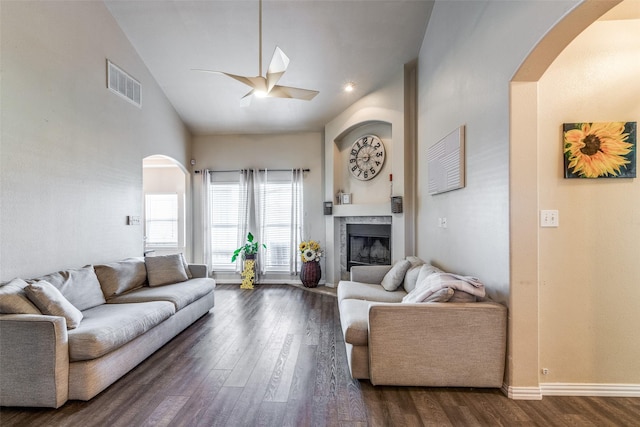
[509,0,637,398]
[142,155,190,259]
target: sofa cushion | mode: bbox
[339,299,376,346]
[33,265,106,311]
[380,260,411,291]
[338,281,406,303]
[107,278,215,311]
[24,281,83,329]
[0,278,42,314]
[67,301,175,361]
[95,258,147,299]
[145,254,189,287]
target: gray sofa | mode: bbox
[338,259,507,388]
[0,254,215,408]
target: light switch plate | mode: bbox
[540,210,559,227]
[127,215,141,226]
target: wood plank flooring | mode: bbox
[2,284,639,426]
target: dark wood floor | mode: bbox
[2,284,639,426]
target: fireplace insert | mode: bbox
[347,224,391,271]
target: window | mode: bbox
[261,176,297,272]
[145,194,179,247]
[208,169,303,273]
[209,175,242,270]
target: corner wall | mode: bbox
[0,1,191,280]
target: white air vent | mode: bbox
[107,60,141,107]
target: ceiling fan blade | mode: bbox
[240,89,254,108]
[192,69,266,91]
[269,85,319,101]
[266,47,289,93]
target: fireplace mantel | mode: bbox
[332,202,391,217]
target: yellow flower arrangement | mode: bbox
[299,239,323,263]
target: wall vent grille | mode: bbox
[107,60,141,107]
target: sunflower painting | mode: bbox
[563,122,637,179]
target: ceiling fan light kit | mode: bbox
[194,0,318,104]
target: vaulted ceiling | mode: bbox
[105,0,433,135]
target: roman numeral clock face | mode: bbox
[348,135,385,181]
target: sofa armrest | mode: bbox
[188,263,208,278]
[0,314,69,408]
[350,265,392,284]
[368,302,507,388]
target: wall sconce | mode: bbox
[324,201,333,215]
[391,196,403,213]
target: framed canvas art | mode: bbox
[563,121,637,179]
[428,125,465,194]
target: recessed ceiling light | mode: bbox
[344,82,356,93]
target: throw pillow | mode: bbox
[0,278,42,314]
[33,265,106,311]
[145,254,189,287]
[415,264,443,285]
[403,265,424,293]
[380,260,411,291]
[180,253,193,279]
[94,258,147,299]
[24,281,83,329]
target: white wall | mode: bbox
[417,0,580,391]
[537,17,640,385]
[191,132,324,283]
[417,1,579,299]
[0,1,191,280]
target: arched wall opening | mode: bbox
[509,0,639,398]
[142,155,191,260]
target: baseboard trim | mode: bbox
[503,383,640,399]
[540,383,640,397]
[504,385,543,400]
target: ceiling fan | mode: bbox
[194,0,319,104]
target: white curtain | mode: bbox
[289,168,304,275]
[201,169,212,273]
[255,169,268,275]
[236,169,252,273]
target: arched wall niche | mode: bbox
[324,99,407,286]
[333,120,393,206]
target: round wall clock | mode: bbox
[348,135,386,181]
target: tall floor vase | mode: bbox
[300,261,321,288]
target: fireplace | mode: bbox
[347,224,391,271]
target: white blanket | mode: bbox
[402,272,486,303]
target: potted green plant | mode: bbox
[231,232,266,262]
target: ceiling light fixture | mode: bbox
[344,82,356,93]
